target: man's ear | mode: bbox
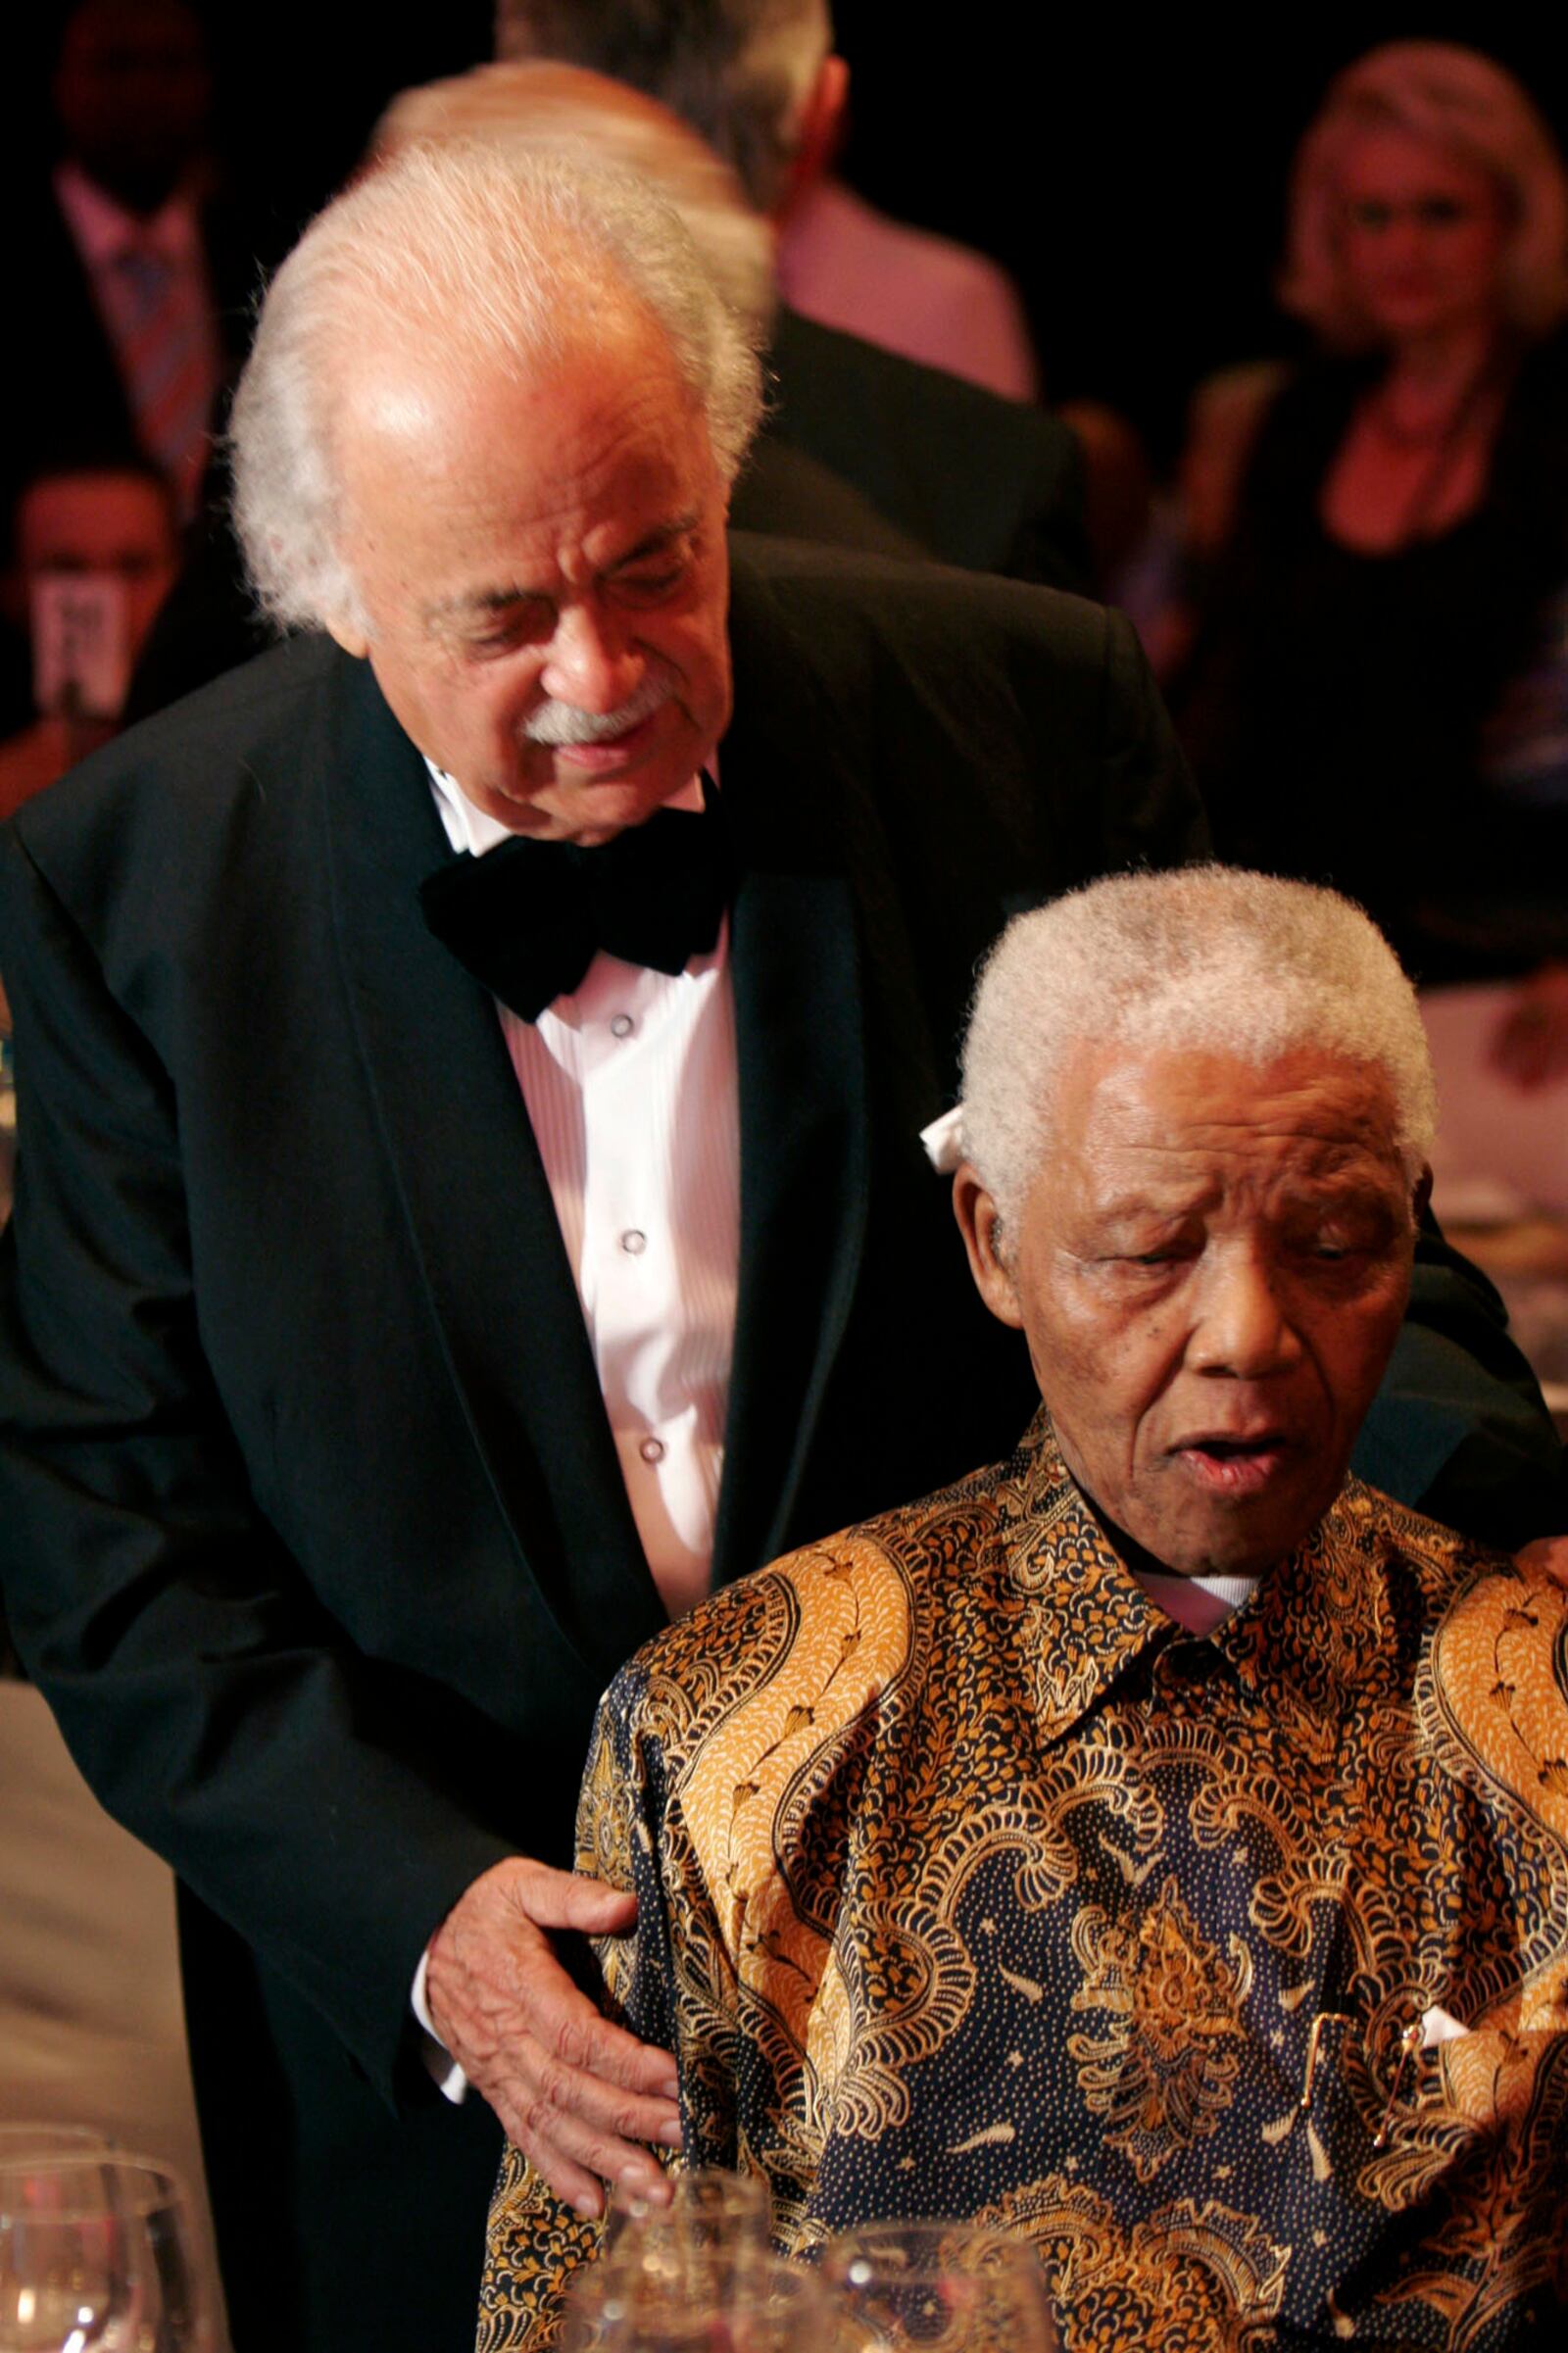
[774,52,849,221]
[325,611,369,660]
[953,1161,1025,1329]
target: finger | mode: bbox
[521,1964,682,2101]
[494,2042,682,2217]
[510,1858,641,1936]
[424,1894,681,2109]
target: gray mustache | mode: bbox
[522,667,673,747]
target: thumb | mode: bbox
[512,1859,640,1935]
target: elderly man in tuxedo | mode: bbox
[0,143,1557,2353]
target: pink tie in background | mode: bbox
[103,238,218,518]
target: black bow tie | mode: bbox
[417,785,733,1021]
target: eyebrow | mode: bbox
[423,515,702,630]
[426,584,552,627]
[607,514,701,569]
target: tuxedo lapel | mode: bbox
[710,564,949,1584]
[314,655,665,1680]
[713,856,867,1585]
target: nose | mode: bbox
[539,601,645,713]
[1188,1241,1301,1380]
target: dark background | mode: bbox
[8,8,1565,463]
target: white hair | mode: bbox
[495,0,832,212]
[229,140,763,634]
[960,866,1438,1229]
[371,63,776,337]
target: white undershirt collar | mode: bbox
[1132,1566,1263,1637]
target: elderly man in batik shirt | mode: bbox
[480,868,1568,2352]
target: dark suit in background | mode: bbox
[767,306,1090,590]
[5,178,268,506]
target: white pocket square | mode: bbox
[1421,2005,1469,2048]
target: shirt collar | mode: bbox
[1002,1412,1394,1760]
[425,759,710,857]
[1212,1484,1401,1755]
[54,159,201,268]
[1001,1416,1172,1742]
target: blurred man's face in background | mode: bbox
[7,468,180,728]
[16,469,180,656]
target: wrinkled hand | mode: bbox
[1516,1536,1568,1593]
[423,1854,681,2219]
[1489,965,1568,1091]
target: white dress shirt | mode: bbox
[427,763,740,1619]
[415,763,741,2091]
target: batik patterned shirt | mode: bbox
[478,1414,1568,2350]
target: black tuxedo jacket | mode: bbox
[0,540,1557,2348]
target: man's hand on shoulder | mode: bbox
[423,1855,681,2218]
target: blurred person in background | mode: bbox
[9,0,272,528]
[496,0,1040,401]
[491,2,1077,573]
[1172,42,1568,998]
[0,455,179,824]
[0,453,179,1056]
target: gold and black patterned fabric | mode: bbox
[479,1413,1568,2351]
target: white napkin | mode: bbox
[919,1104,966,1174]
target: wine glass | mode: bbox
[603,2168,772,2304]
[0,2154,210,2351]
[819,2220,1057,2353]
[562,2248,825,2353]
[0,2137,112,2168]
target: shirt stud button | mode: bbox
[639,1436,666,1464]
[611,1013,635,1039]
[621,1228,647,1255]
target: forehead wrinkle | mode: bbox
[1083,1053,1400,1155]
[1067,1117,1408,1233]
[1083,1136,1401,1194]
[1092,1125,1397,1167]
